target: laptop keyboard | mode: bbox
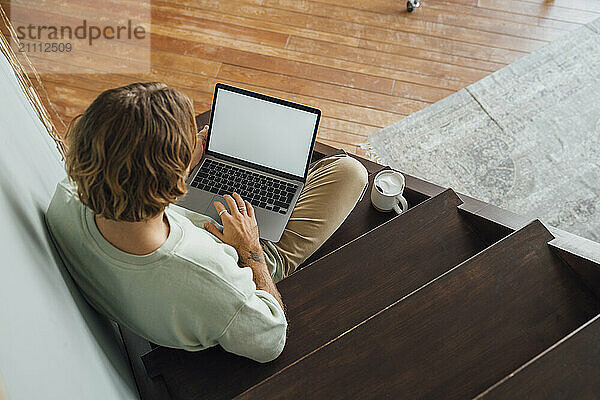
[190,159,298,214]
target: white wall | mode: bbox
[0,48,138,399]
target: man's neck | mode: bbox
[94,211,170,256]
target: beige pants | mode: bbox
[273,154,368,278]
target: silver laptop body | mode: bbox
[177,83,321,242]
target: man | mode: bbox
[46,82,367,362]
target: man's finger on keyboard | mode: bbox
[245,200,255,219]
[213,201,231,220]
[223,194,241,216]
[232,192,246,214]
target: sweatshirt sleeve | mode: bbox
[218,289,287,363]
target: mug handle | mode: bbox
[393,194,409,214]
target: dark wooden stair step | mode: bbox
[235,220,600,400]
[142,188,512,400]
[475,313,600,399]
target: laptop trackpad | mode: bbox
[204,195,228,224]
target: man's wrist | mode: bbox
[239,241,262,254]
[238,244,284,312]
[238,244,266,269]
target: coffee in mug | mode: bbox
[371,170,408,214]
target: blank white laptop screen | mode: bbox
[208,88,319,178]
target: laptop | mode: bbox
[177,83,321,242]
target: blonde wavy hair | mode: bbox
[65,82,197,222]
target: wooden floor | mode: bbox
[2,0,599,156]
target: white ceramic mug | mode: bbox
[370,169,409,214]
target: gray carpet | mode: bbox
[364,18,600,242]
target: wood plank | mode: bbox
[7,0,506,94]
[413,3,567,40]
[316,128,369,146]
[7,0,150,25]
[478,0,600,24]
[358,39,507,73]
[64,2,474,92]
[313,0,598,25]
[468,203,532,231]
[14,35,221,81]
[50,95,211,134]
[10,0,352,92]
[43,43,410,123]
[520,0,600,14]
[458,208,514,243]
[151,7,290,49]
[37,71,214,108]
[148,33,400,95]
[151,0,528,69]
[154,0,507,72]
[446,0,477,6]
[30,56,213,95]
[29,40,404,131]
[149,25,468,91]
[10,1,393,97]
[475,314,600,399]
[217,64,429,115]
[150,0,360,47]
[0,20,460,152]
[16,10,457,99]
[17,0,288,50]
[142,189,508,400]
[391,80,454,103]
[41,79,211,135]
[21,34,405,128]
[34,58,386,143]
[286,36,489,83]
[552,245,600,300]
[426,0,584,31]
[316,130,370,150]
[258,0,564,43]
[35,51,399,129]
[319,117,381,138]
[207,79,404,127]
[313,0,583,32]
[169,0,545,55]
[137,2,488,91]
[237,221,600,400]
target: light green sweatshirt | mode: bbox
[45,177,287,363]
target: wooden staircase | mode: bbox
[119,114,600,400]
[474,314,600,399]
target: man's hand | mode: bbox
[204,193,261,255]
[190,125,208,171]
[204,193,285,313]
